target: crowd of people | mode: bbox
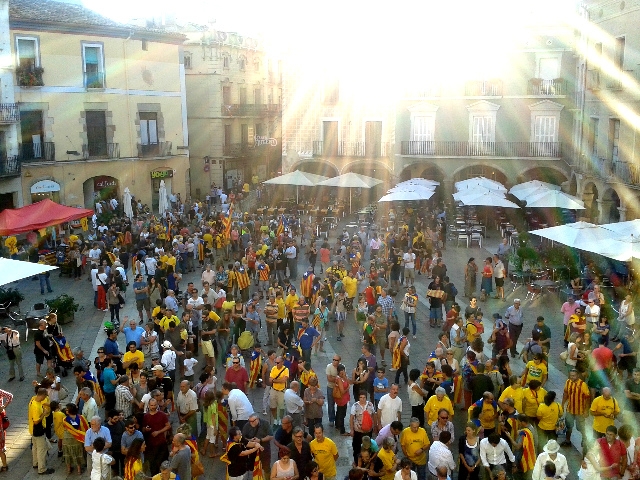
[15,189,640,480]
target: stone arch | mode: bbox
[582,181,599,223]
[517,166,569,186]
[288,159,339,177]
[340,159,394,178]
[451,164,508,185]
[601,187,621,223]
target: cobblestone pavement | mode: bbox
[2,215,588,479]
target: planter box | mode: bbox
[59,313,74,325]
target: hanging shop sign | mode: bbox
[30,179,61,193]
[151,169,174,179]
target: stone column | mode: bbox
[617,206,627,222]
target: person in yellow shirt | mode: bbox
[310,425,339,478]
[159,310,180,332]
[269,357,289,424]
[51,401,65,459]
[590,387,620,436]
[29,388,52,474]
[522,354,548,387]
[536,391,563,446]
[377,436,400,480]
[522,380,547,419]
[468,392,498,433]
[424,387,454,425]
[284,287,299,322]
[499,376,525,414]
[275,291,286,328]
[342,272,358,304]
[400,418,430,476]
[123,342,145,375]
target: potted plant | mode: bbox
[45,294,79,324]
[16,66,44,86]
[0,287,25,313]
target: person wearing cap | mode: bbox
[1,325,24,381]
[160,341,177,384]
[531,439,569,480]
[488,315,511,359]
[532,316,551,354]
[504,299,524,358]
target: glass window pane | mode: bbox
[18,38,36,58]
[85,46,99,64]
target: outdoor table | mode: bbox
[268,207,276,215]
[256,208,265,215]
[533,279,559,297]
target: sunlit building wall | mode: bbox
[8,0,189,211]
[183,28,282,195]
[570,0,640,223]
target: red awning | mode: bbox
[0,199,93,236]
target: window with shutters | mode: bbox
[609,119,620,163]
[466,101,499,155]
[528,100,563,157]
[140,112,159,156]
[407,102,438,155]
[82,42,105,88]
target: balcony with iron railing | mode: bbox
[0,104,19,123]
[221,104,281,116]
[528,78,567,96]
[312,141,389,157]
[465,80,503,96]
[0,155,21,177]
[400,141,562,158]
[137,141,172,158]
[82,143,119,159]
[19,142,56,162]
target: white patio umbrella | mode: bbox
[455,176,507,192]
[510,180,561,195]
[455,191,520,208]
[396,178,440,187]
[263,170,329,203]
[599,219,640,237]
[387,185,436,194]
[0,258,58,286]
[595,234,640,262]
[158,180,168,216]
[524,190,585,209]
[123,187,133,220]
[316,172,383,213]
[452,185,500,201]
[529,221,615,253]
[379,189,435,202]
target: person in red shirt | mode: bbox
[364,281,377,313]
[225,358,250,392]
[596,425,627,479]
[592,337,614,371]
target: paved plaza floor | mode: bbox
[1,213,590,479]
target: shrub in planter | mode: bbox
[0,287,25,310]
[45,294,80,324]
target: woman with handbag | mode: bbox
[334,364,351,435]
[107,283,123,326]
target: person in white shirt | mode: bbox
[109,198,118,211]
[428,431,457,477]
[480,433,516,477]
[377,384,403,428]
[284,381,305,429]
[585,299,600,326]
[176,380,199,435]
[222,382,254,430]
[79,387,98,422]
[403,248,416,287]
[1,326,24,380]
[144,255,157,279]
[88,245,101,264]
[531,440,569,480]
[161,341,177,383]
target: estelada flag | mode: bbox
[249,351,262,388]
[63,414,89,443]
[519,427,536,471]
[82,371,105,407]
[300,271,314,298]
[222,204,234,238]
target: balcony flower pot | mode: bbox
[16,66,44,87]
[45,294,80,324]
